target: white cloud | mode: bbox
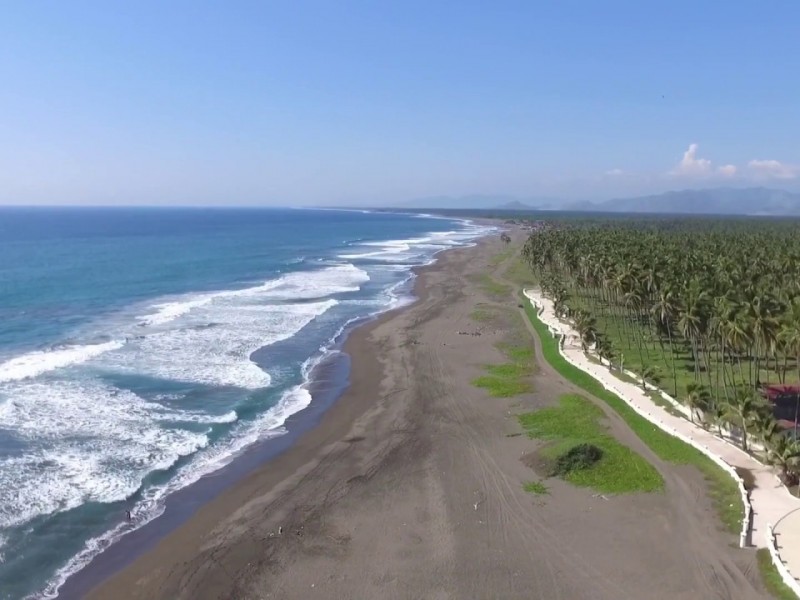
[717,164,737,177]
[605,168,624,176]
[670,143,713,176]
[747,159,798,180]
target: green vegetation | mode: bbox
[489,246,514,266]
[756,548,800,600]
[498,343,534,364]
[521,295,743,532]
[551,443,604,476]
[524,222,800,485]
[470,306,495,322]
[473,273,512,297]
[523,480,549,495]
[473,343,534,397]
[504,256,538,286]
[473,371,531,397]
[518,393,663,493]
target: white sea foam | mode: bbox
[336,227,491,264]
[33,384,314,600]
[137,297,215,326]
[0,380,211,530]
[33,321,344,600]
[112,299,338,389]
[256,263,370,300]
[137,264,368,327]
[119,266,364,389]
[0,340,124,383]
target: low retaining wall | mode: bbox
[524,290,753,548]
[768,522,800,597]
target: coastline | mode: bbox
[54,234,490,599]
[76,231,770,600]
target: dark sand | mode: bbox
[85,234,768,600]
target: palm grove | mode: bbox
[522,219,800,487]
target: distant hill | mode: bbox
[398,195,559,210]
[387,187,800,216]
[579,187,800,216]
[495,200,539,211]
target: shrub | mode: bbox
[551,443,603,477]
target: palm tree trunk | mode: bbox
[667,322,678,397]
[781,353,789,384]
[691,337,700,380]
[721,343,732,404]
[702,338,714,392]
[737,354,746,389]
[795,355,800,439]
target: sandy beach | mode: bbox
[83,233,768,600]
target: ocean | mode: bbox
[0,207,493,600]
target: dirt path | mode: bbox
[88,234,768,600]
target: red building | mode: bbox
[761,385,800,428]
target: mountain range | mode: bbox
[586,187,800,216]
[398,188,800,216]
[398,194,552,210]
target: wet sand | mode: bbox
[84,234,768,600]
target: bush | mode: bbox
[551,443,603,477]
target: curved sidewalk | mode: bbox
[523,289,800,586]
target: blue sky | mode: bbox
[2,1,799,205]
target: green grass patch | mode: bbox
[472,342,535,398]
[473,375,531,397]
[486,363,530,378]
[757,548,800,600]
[498,343,534,364]
[518,394,663,493]
[474,273,512,297]
[470,307,495,322]
[523,480,549,495]
[489,247,514,266]
[503,256,538,286]
[520,292,743,532]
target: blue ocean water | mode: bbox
[0,207,492,600]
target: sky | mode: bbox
[1,1,799,206]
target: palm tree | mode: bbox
[779,298,800,437]
[677,279,710,382]
[651,285,680,397]
[722,389,767,452]
[751,412,781,450]
[710,295,738,404]
[707,401,728,437]
[741,294,781,388]
[766,435,800,486]
[639,364,661,392]
[573,310,597,352]
[685,382,711,424]
[595,335,615,369]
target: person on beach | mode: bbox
[126,510,132,522]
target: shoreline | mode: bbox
[77,231,770,600]
[54,237,485,600]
